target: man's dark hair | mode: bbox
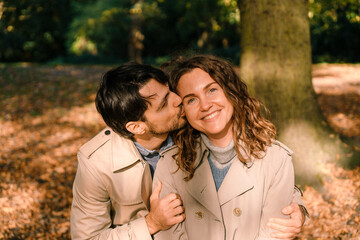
[95,62,168,138]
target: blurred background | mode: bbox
[1,0,359,64]
[0,0,359,239]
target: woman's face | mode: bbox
[177,68,234,146]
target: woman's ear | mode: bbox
[125,121,146,135]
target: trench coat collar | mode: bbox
[110,132,143,172]
[185,139,255,219]
[192,138,254,169]
[110,132,153,210]
[217,157,254,205]
[184,139,221,220]
[216,139,255,205]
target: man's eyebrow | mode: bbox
[157,91,170,111]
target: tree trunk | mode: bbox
[128,0,144,63]
[238,0,355,186]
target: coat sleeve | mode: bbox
[256,147,295,239]
[70,152,152,240]
[152,157,188,240]
[292,186,310,222]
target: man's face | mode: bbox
[139,79,186,136]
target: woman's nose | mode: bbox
[199,97,211,111]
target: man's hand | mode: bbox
[266,202,305,239]
[145,181,186,235]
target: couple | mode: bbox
[70,55,308,240]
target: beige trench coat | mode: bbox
[154,139,295,240]
[70,127,153,240]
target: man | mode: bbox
[70,62,307,240]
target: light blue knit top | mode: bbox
[200,133,237,191]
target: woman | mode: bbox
[154,55,295,239]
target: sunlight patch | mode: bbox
[59,103,105,127]
[0,183,42,233]
[279,120,344,185]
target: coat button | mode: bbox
[105,130,111,135]
[195,211,203,219]
[233,208,242,217]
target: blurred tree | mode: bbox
[1,0,358,63]
[128,0,144,63]
[67,0,163,62]
[0,0,72,62]
[238,0,357,186]
[142,0,240,61]
[61,0,360,63]
[309,0,360,63]
[67,0,241,63]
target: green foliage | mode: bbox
[67,0,132,59]
[0,0,72,62]
[142,0,240,60]
[1,0,359,63]
[309,0,360,63]
[66,0,240,63]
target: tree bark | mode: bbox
[128,0,144,63]
[238,0,355,185]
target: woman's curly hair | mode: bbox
[163,55,276,181]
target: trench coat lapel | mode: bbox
[141,162,152,210]
[185,149,223,221]
[111,132,152,210]
[217,158,254,206]
[111,133,143,171]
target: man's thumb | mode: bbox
[151,181,162,199]
[282,203,295,215]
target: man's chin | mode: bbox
[167,117,186,133]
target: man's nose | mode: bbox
[171,92,182,107]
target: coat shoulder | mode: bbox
[270,140,293,156]
[159,146,179,169]
[260,140,293,169]
[255,140,294,177]
[161,145,179,157]
[79,127,113,159]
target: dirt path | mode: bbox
[312,64,360,145]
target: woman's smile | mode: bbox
[202,110,220,121]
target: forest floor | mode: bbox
[0,63,359,239]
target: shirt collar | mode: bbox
[133,136,174,157]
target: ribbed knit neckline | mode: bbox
[200,133,237,167]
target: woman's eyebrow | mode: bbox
[182,93,196,101]
[181,82,217,100]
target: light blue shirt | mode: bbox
[133,136,174,178]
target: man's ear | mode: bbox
[126,121,146,135]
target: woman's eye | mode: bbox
[209,88,217,93]
[187,98,195,104]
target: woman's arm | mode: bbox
[256,147,295,240]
